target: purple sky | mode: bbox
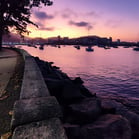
[28,0,139,41]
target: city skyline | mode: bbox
[26,0,139,42]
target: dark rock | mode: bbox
[101,99,116,114]
[80,114,132,139]
[55,70,70,80]
[63,123,80,139]
[45,79,85,104]
[45,78,65,102]
[44,62,53,73]
[46,73,61,80]
[101,98,139,138]
[53,66,60,69]
[35,58,51,74]
[53,69,66,79]
[45,78,64,93]
[72,77,84,85]
[61,81,85,104]
[79,85,96,98]
[122,111,139,139]
[34,56,40,61]
[68,98,102,124]
[100,98,128,114]
[49,61,54,65]
[102,107,116,114]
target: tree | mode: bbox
[0,0,53,50]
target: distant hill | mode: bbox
[2,33,23,42]
[2,33,47,43]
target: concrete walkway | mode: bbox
[0,48,19,97]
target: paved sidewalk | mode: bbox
[0,48,20,97]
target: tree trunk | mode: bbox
[0,28,3,51]
[0,13,3,51]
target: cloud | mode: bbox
[35,22,55,31]
[105,19,122,28]
[34,11,54,20]
[69,20,93,30]
[86,11,100,18]
[62,13,70,19]
[35,22,44,27]
[61,8,78,19]
[39,27,55,31]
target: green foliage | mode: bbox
[0,0,53,37]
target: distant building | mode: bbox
[117,39,120,45]
[57,35,61,41]
[98,37,109,45]
[117,39,120,43]
[109,37,112,43]
[63,37,69,43]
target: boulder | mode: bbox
[63,123,80,139]
[100,98,139,138]
[12,118,67,139]
[45,78,65,96]
[34,56,40,61]
[68,98,101,124]
[101,98,116,114]
[11,96,62,130]
[79,85,96,97]
[45,78,84,104]
[53,66,60,69]
[61,82,85,104]
[72,77,84,85]
[121,111,139,139]
[53,69,67,80]
[80,114,132,139]
[49,61,54,65]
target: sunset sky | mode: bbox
[28,0,139,41]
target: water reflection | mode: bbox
[21,45,139,100]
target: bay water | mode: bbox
[21,45,139,113]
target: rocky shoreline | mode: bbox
[35,56,139,139]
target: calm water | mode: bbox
[21,45,139,112]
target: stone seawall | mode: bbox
[11,49,67,139]
[10,48,139,139]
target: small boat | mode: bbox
[33,45,37,48]
[28,43,37,48]
[86,47,94,52]
[123,46,130,48]
[104,46,110,49]
[39,44,44,50]
[74,45,80,49]
[113,45,118,48]
[133,47,139,51]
